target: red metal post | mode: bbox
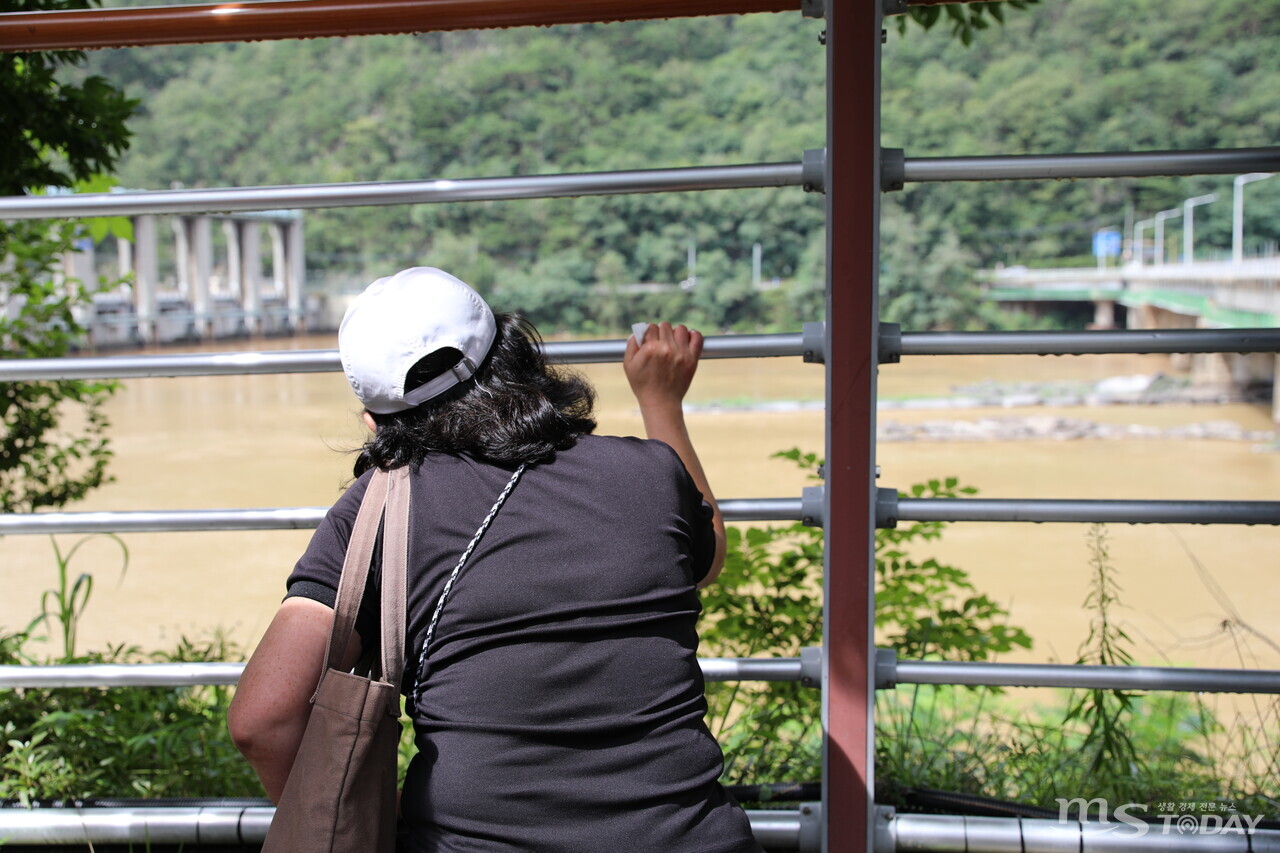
[0,0,795,52]
[823,0,880,850]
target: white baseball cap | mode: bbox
[339,267,497,414]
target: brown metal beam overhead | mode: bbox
[0,0,797,52]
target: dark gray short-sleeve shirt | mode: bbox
[286,434,761,853]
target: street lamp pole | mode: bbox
[1153,207,1182,265]
[1233,172,1274,263]
[1182,192,1218,264]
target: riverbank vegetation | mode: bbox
[2,460,1274,824]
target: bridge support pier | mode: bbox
[1091,298,1117,330]
[133,215,159,345]
[284,220,305,331]
[240,222,262,335]
[186,216,213,339]
[65,210,303,345]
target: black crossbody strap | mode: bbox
[410,463,525,706]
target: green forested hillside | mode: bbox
[83,1,1280,332]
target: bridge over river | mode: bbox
[986,257,1280,419]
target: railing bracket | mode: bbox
[880,147,905,192]
[799,646,824,689]
[802,321,827,364]
[802,148,826,193]
[876,487,899,529]
[798,802,823,853]
[877,321,902,364]
[801,486,825,528]
[874,647,898,689]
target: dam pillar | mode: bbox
[285,219,305,331]
[221,220,243,334]
[188,216,213,338]
[1274,354,1279,425]
[133,215,159,344]
[241,222,262,335]
[1091,299,1117,329]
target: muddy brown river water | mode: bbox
[2,337,1276,692]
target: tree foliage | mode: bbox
[0,222,117,512]
[896,0,1041,47]
[1,0,138,513]
[80,0,1280,334]
[0,1,136,197]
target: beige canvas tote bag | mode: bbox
[262,465,410,853]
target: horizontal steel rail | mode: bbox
[12,655,1274,695]
[885,659,1280,694]
[0,497,804,536]
[0,657,805,689]
[887,496,1280,526]
[7,495,1277,536]
[8,325,1277,383]
[0,806,807,848]
[0,507,328,535]
[901,147,1280,182]
[0,333,806,382]
[0,0,797,52]
[879,808,1280,853]
[0,663,247,689]
[5,148,1275,221]
[896,328,1280,357]
[0,162,804,219]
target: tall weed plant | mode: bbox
[874,525,1277,819]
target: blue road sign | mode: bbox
[1093,229,1122,258]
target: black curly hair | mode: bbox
[353,313,596,475]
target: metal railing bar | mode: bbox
[0,498,804,536]
[0,333,806,382]
[7,147,1276,221]
[551,332,808,363]
[889,660,1280,694]
[898,328,1280,357]
[0,162,804,220]
[881,809,1280,852]
[0,507,329,535]
[0,0,798,53]
[0,349,341,382]
[0,658,804,689]
[0,805,804,847]
[7,496,1278,536]
[0,663,247,689]
[902,147,1280,182]
[11,325,1279,383]
[17,657,1276,695]
[891,497,1280,526]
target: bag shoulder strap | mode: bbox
[324,468,389,674]
[378,466,410,687]
[321,466,410,688]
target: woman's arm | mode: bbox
[227,597,362,802]
[624,322,726,587]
